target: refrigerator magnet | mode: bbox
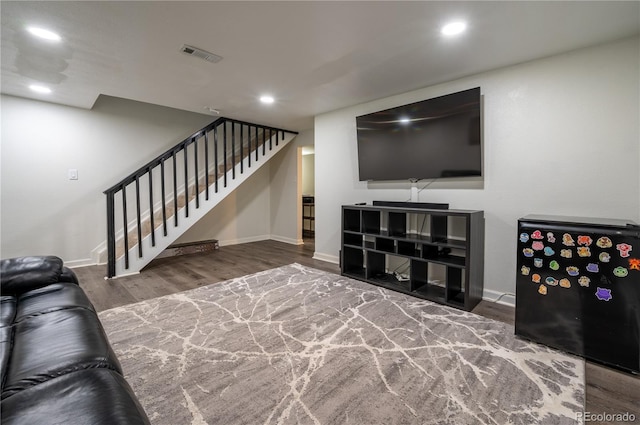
[577,247,591,257]
[578,276,590,287]
[532,241,544,251]
[544,247,555,256]
[586,263,600,273]
[534,258,543,268]
[531,230,544,239]
[521,265,531,275]
[577,235,593,246]
[613,266,628,278]
[549,260,560,270]
[532,274,541,283]
[628,258,640,271]
[561,249,573,258]
[616,243,632,258]
[519,233,530,243]
[523,248,534,257]
[559,278,571,288]
[595,287,612,301]
[566,266,580,276]
[596,237,613,248]
[599,252,611,262]
[562,233,575,246]
[545,276,558,286]
[538,284,547,295]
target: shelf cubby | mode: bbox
[343,232,363,247]
[362,210,381,234]
[341,204,484,311]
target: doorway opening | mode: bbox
[301,146,315,244]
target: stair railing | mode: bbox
[104,117,297,278]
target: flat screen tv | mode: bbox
[356,87,481,181]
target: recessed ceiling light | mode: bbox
[26,26,61,42]
[29,84,52,94]
[260,95,275,105]
[441,21,467,36]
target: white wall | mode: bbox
[175,128,314,247]
[174,164,272,246]
[302,154,315,196]
[314,36,640,303]
[0,95,212,265]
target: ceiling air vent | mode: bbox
[179,44,223,63]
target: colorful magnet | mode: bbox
[586,263,599,273]
[534,258,543,268]
[596,237,613,249]
[521,265,531,276]
[595,287,612,301]
[566,266,580,276]
[616,243,633,258]
[599,252,611,263]
[560,249,573,259]
[629,258,640,271]
[613,266,629,278]
[523,248,534,257]
[544,247,555,256]
[538,284,548,295]
[562,233,575,246]
[531,230,544,240]
[559,278,571,288]
[577,247,591,258]
[547,232,556,243]
[519,233,530,243]
[545,276,558,286]
[532,241,545,251]
[578,276,590,287]
[549,260,560,271]
[532,274,541,283]
[577,235,593,246]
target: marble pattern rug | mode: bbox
[99,263,584,425]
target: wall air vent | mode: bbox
[179,44,223,63]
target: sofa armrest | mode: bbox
[1,256,64,295]
[60,267,79,285]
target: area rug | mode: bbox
[99,263,584,425]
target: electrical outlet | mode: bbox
[68,169,78,180]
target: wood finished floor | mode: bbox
[74,239,639,424]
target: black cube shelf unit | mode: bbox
[341,203,485,311]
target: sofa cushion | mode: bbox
[2,308,122,398]
[0,296,16,327]
[1,368,151,425]
[1,256,63,295]
[15,282,95,322]
[0,327,12,389]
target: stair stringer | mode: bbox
[113,132,296,277]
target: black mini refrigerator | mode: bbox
[515,214,640,374]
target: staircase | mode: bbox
[103,117,298,278]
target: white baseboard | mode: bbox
[65,258,97,269]
[312,252,339,264]
[217,235,271,246]
[482,289,515,307]
[270,235,304,245]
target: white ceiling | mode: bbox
[2,1,639,130]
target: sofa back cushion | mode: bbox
[1,257,63,295]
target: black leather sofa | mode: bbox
[0,256,150,425]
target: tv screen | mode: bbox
[356,87,481,181]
